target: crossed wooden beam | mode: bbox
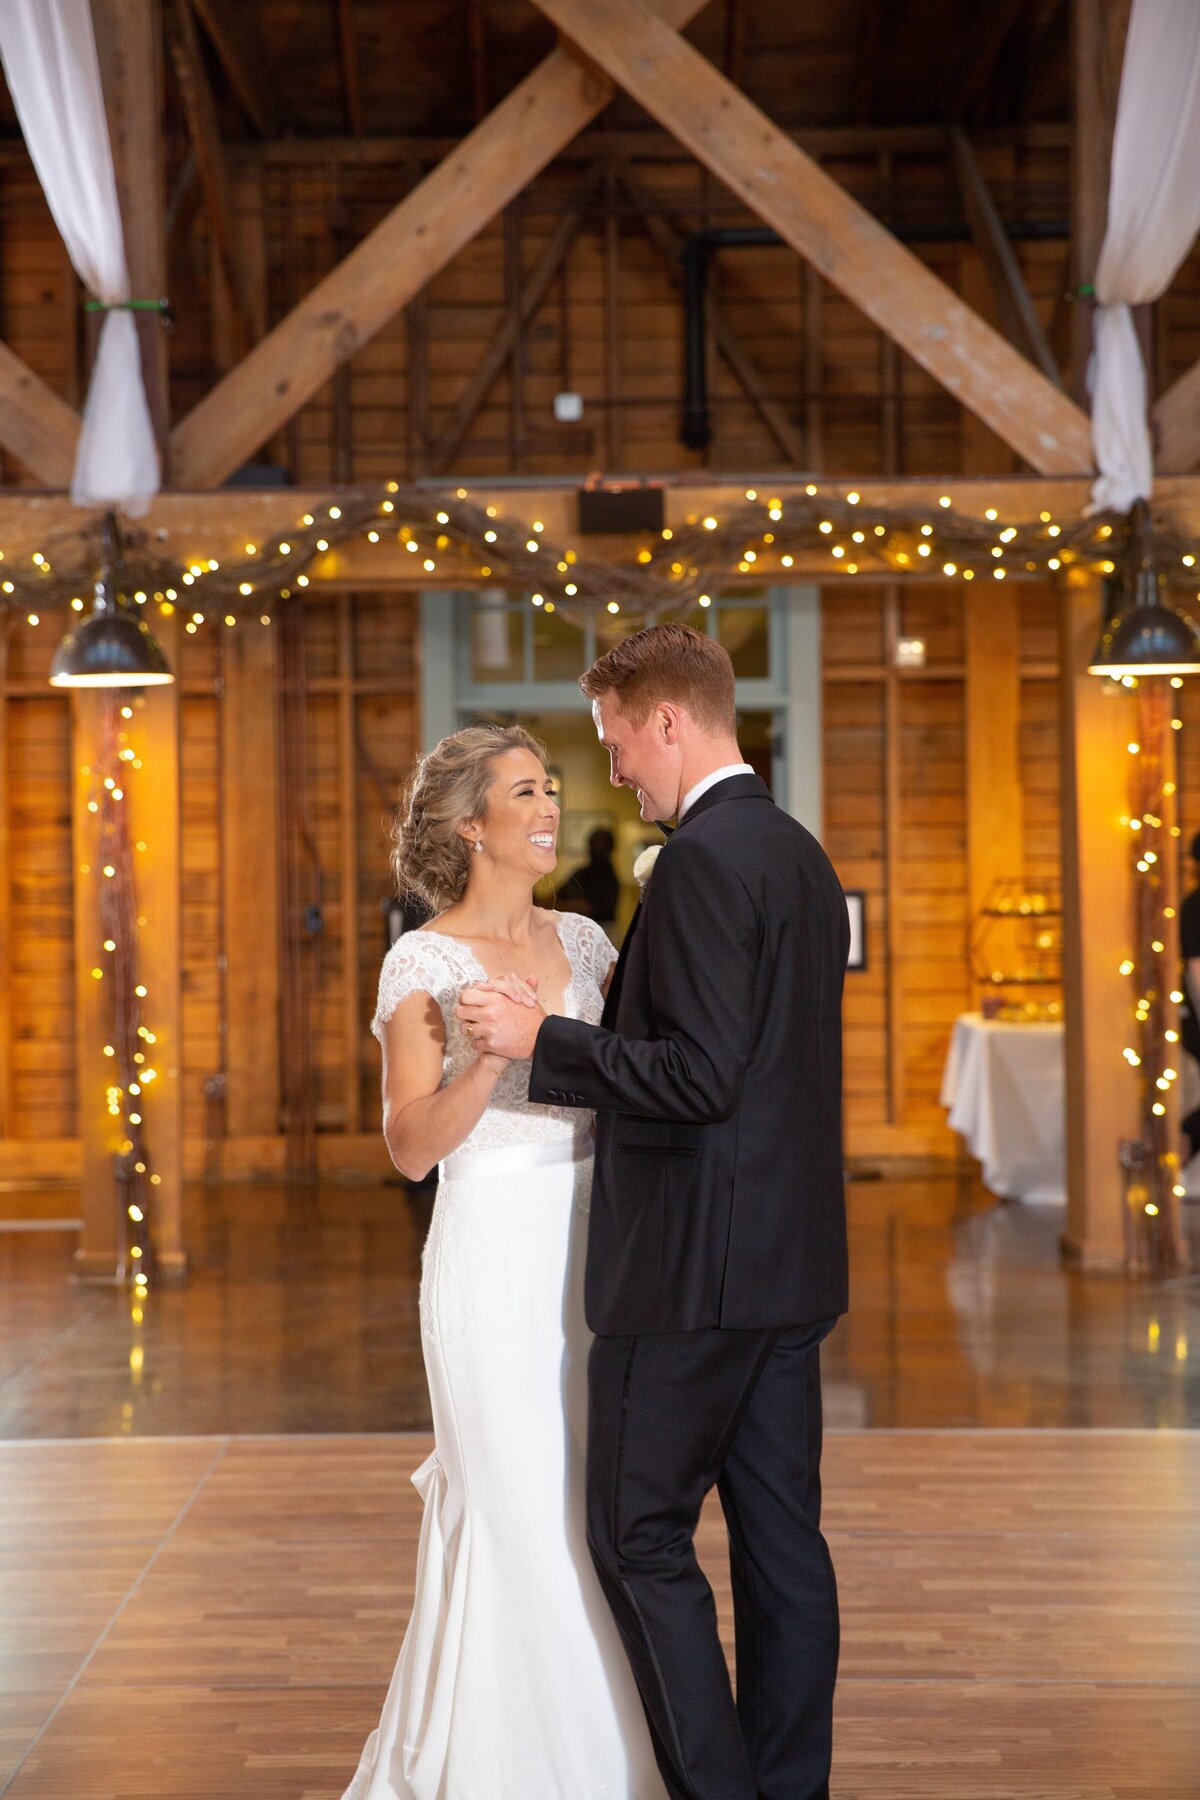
[4,0,1196,489]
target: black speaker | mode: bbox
[577,486,665,536]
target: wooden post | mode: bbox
[131,614,184,1277]
[960,247,1024,945]
[1070,0,1131,400]
[964,583,1024,948]
[219,619,281,1141]
[1058,568,1140,1268]
[71,691,122,1278]
[94,0,170,449]
[71,612,183,1281]
[803,263,824,469]
[883,585,905,1126]
[337,599,363,1134]
[603,173,621,470]
[0,630,9,1138]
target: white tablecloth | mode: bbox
[940,1013,1065,1203]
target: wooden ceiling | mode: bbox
[0,0,1072,147]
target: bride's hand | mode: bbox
[486,972,540,1008]
[458,976,546,1062]
[459,975,539,1071]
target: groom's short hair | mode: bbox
[580,623,736,734]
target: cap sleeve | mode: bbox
[372,934,456,1041]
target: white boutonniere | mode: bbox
[633,845,662,891]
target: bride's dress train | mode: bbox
[343,914,665,1800]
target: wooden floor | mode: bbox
[2,1173,1198,1794]
[0,1429,1197,1799]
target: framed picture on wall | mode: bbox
[845,890,866,972]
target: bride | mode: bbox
[342,722,666,1800]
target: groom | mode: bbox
[458,623,849,1800]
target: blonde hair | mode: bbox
[391,723,549,913]
[579,622,736,733]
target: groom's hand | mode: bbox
[457,976,546,1060]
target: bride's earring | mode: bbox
[473,839,484,854]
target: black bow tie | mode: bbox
[656,820,675,838]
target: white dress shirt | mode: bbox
[677,763,756,822]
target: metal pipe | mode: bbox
[678,219,1068,453]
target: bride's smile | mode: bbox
[461,746,560,881]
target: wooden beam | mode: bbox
[948,126,1061,387]
[0,475,1167,587]
[0,341,79,487]
[232,120,1076,170]
[169,0,707,490]
[94,0,169,448]
[1153,364,1200,473]
[429,206,585,471]
[620,168,807,467]
[337,0,365,138]
[167,0,253,366]
[1071,0,1132,398]
[187,0,277,137]
[534,0,1093,475]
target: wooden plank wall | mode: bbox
[3,133,1200,1172]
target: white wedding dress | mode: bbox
[343,910,667,1800]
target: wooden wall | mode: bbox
[0,600,419,1182]
[3,126,1200,1178]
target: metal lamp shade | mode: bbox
[1088,565,1200,678]
[49,599,174,689]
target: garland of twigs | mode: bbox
[2,485,1197,631]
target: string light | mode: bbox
[2,483,1192,656]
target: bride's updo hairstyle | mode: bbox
[391,722,550,913]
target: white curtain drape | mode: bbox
[0,0,159,515]
[1089,0,1200,514]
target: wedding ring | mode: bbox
[467,1022,475,1038]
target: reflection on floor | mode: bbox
[1,1432,1198,1798]
[1,1169,1198,1437]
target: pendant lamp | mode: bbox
[49,513,173,689]
[1088,501,1200,678]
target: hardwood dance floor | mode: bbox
[0,1429,1197,1799]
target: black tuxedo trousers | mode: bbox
[587,1319,839,1800]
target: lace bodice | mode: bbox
[372,911,618,1155]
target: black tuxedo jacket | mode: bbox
[529,774,850,1335]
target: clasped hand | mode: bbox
[456,972,546,1062]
